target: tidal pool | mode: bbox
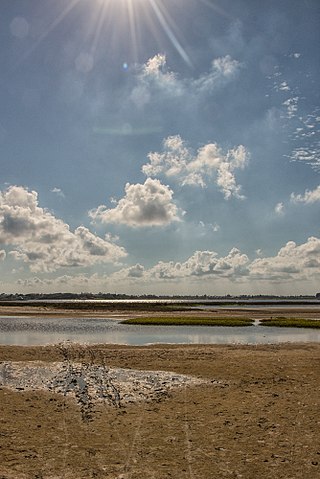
[1,316,320,345]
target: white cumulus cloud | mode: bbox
[15,235,320,291]
[131,54,242,108]
[143,135,249,199]
[290,185,320,204]
[115,237,320,284]
[249,237,320,281]
[0,185,126,272]
[89,178,183,227]
[147,248,250,280]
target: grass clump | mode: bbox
[260,318,320,329]
[122,316,253,327]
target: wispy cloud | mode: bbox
[269,61,320,172]
[193,55,241,92]
[51,187,65,198]
[288,108,320,171]
[274,202,285,215]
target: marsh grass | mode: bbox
[122,317,254,327]
[261,317,320,328]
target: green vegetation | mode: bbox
[260,318,320,329]
[121,316,254,327]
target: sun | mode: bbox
[89,0,192,66]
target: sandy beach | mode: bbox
[1,340,320,479]
[1,303,320,478]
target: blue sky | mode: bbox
[0,0,319,295]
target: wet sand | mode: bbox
[1,302,320,321]
[0,342,320,478]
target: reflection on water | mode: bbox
[1,316,320,346]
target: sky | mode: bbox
[0,0,320,295]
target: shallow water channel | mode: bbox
[1,315,320,346]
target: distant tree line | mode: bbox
[0,292,319,301]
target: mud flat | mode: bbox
[0,342,320,478]
[1,301,320,321]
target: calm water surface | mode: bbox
[1,316,320,346]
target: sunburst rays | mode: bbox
[17,0,226,68]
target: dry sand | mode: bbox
[0,342,320,479]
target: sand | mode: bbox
[1,302,320,321]
[0,342,320,479]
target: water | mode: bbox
[1,315,320,346]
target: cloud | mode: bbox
[0,250,6,261]
[51,187,65,198]
[130,54,183,108]
[111,264,146,281]
[289,53,301,59]
[15,235,320,291]
[120,237,320,284]
[10,17,29,39]
[199,221,220,233]
[270,63,320,173]
[111,237,320,284]
[0,185,126,272]
[146,248,250,281]
[131,54,242,108]
[282,96,299,119]
[126,264,145,278]
[194,55,241,92]
[278,81,290,92]
[288,107,320,172]
[143,135,249,199]
[274,202,285,215]
[290,185,320,204]
[249,237,320,281]
[89,178,183,227]
[16,273,94,290]
[98,248,249,284]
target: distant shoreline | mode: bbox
[0,293,319,303]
